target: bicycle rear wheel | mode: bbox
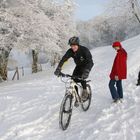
[59,93,73,130]
[81,84,92,111]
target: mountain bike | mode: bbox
[59,72,92,130]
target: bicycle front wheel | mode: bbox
[59,93,73,130]
[81,84,92,111]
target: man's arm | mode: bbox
[84,48,94,71]
[82,48,94,79]
[57,49,72,68]
[54,49,72,76]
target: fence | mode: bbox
[12,67,23,80]
[0,63,53,82]
[8,64,43,81]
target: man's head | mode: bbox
[68,36,79,52]
[112,41,122,51]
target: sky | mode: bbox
[57,0,111,21]
[75,0,111,21]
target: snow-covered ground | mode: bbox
[0,35,140,140]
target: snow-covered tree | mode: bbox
[77,0,140,48]
[0,0,76,81]
[38,0,77,50]
[131,0,140,23]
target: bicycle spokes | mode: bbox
[81,84,92,111]
[59,94,72,130]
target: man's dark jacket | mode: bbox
[58,45,94,71]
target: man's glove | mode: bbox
[54,67,61,76]
[82,69,90,79]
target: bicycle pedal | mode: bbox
[64,109,72,114]
[74,101,79,107]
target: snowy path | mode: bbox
[0,35,140,140]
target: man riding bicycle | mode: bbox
[54,36,94,101]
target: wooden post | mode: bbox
[12,67,19,80]
[17,67,19,80]
[12,69,17,80]
[22,66,24,76]
[32,50,38,73]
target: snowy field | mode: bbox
[0,35,140,140]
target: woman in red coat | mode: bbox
[109,41,127,103]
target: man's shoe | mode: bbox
[112,99,119,103]
[81,89,88,101]
[119,98,123,103]
[136,83,140,86]
[136,80,140,86]
[74,100,79,107]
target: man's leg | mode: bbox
[72,66,82,106]
[109,80,119,101]
[81,81,87,90]
[72,66,88,100]
[81,80,89,101]
[137,71,140,86]
[81,68,89,100]
[139,71,140,79]
[72,66,85,87]
[116,80,123,99]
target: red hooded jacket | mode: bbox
[110,44,127,80]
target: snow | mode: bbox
[0,34,140,140]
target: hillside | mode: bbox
[0,35,140,140]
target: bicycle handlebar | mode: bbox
[59,72,85,81]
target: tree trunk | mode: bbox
[32,49,38,73]
[0,48,11,82]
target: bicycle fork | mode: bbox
[73,86,81,104]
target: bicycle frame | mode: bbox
[59,73,92,130]
[60,72,91,105]
[63,78,82,104]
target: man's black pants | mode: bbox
[72,66,87,89]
